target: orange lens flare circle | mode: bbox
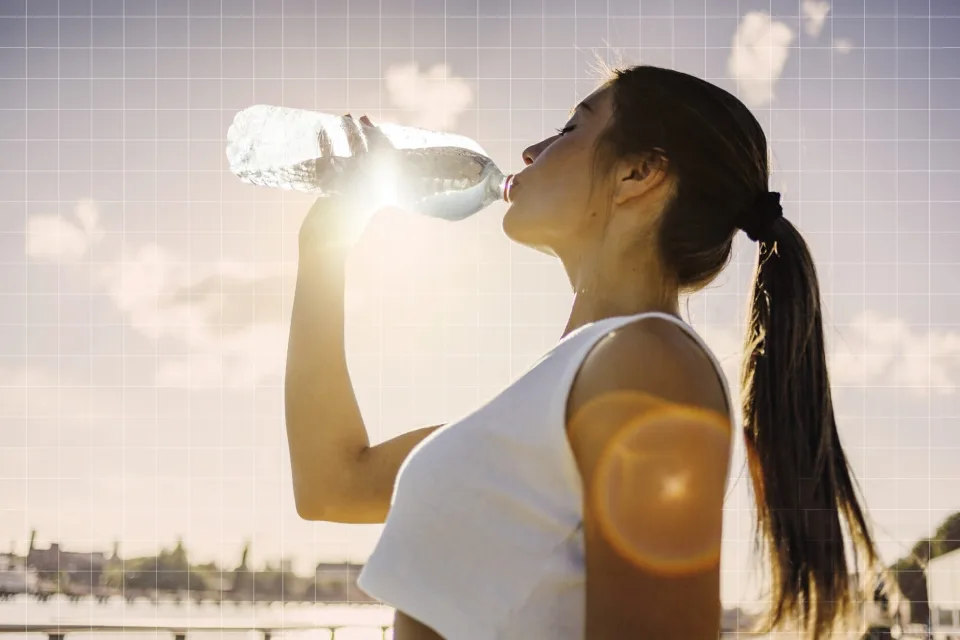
[592,404,730,577]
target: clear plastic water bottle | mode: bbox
[225,105,514,221]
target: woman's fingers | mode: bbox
[341,113,367,156]
[359,114,395,154]
[341,113,393,157]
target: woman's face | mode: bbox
[502,85,615,257]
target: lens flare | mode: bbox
[591,401,730,577]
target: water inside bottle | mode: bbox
[226,105,509,220]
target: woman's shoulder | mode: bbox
[565,314,730,437]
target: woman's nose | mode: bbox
[522,145,537,166]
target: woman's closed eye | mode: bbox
[554,125,576,137]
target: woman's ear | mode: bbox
[612,152,669,207]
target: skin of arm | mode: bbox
[565,316,733,639]
[285,225,442,524]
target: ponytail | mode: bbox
[740,219,879,638]
[591,62,882,637]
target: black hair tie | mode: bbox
[740,191,783,242]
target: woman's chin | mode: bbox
[502,207,532,244]
[529,244,558,258]
[501,205,521,239]
[502,216,555,257]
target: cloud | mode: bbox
[96,243,291,388]
[801,0,831,38]
[152,324,289,388]
[834,38,854,53]
[25,199,104,262]
[23,198,296,389]
[828,310,960,396]
[696,310,960,400]
[385,61,473,131]
[728,12,794,108]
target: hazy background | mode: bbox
[0,0,958,609]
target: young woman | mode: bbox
[284,65,879,639]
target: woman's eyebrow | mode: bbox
[567,99,594,117]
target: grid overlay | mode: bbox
[0,0,958,637]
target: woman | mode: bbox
[285,64,879,639]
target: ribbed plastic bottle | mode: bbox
[225,105,514,221]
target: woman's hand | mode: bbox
[298,114,392,255]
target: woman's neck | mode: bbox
[556,234,681,339]
[561,279,681,339]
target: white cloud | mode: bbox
[96,243,291,388]
[801,0,831,38]
[728,12,795,108]
[25,199,104,262]
[834,38,854,53]
[385,61,474,131]
[23,198,296,389]
[696,310,960,399]
[152,324,288,389]
[829,310,960,396]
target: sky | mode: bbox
[0,0,958,609]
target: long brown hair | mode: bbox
[592,64,879,638]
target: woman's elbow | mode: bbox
[294,497,328,521]
[290,475,336,521]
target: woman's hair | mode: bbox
[591,64,879,638]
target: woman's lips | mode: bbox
[507,175,520,201]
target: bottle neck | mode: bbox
[493,171,514,203]
[504,173,515,202]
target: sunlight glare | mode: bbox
[591,400,731,577]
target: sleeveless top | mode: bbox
[356,311,737,639]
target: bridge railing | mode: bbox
[0,620,392,639]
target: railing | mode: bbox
[0,620,393,639]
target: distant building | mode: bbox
[314,562,374,603]
[203,571,233,593]
[27,542,107,587]
[0,553,38,594]
[928,548,960,638]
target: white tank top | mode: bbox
[357,311,736,639]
